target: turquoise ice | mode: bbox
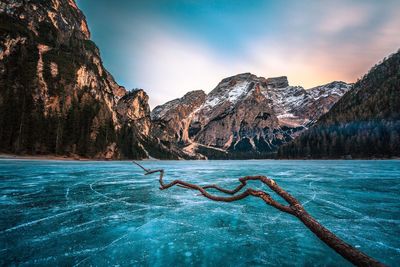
[0,160,399,266]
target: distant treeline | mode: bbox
[278,120,400,159]
[278,50,400,159]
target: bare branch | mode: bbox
[132,161,385,267]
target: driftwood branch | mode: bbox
[132,161,385,267]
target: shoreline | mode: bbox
[0,153,92,161]
[0,153,160,162]
[0,153,398,162]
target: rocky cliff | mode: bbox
[0,0,177,159]
[151,90,206,144]
[278,50,400,159]
[152,73,351,159]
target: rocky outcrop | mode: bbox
[116,89,151,136]
[190,74,280,154]
[266,76,289,88]
[0,0,178,159]
[152,73,351,159]
[151,90,206,144]
[267,80,352,127]
[291,81,352,123]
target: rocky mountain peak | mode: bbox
[305,81,352,109]
[151,90,206,120]
[150,90,207,144]
[308,81,351,93]
[116,89,151,136]
[220,72,260,83]
[176,90,206,109]
[200,73,265,113]
[117,89,150,120]
[0,0,91,42]
[266,76,289,88]
[152,72,352,159]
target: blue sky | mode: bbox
[77,0,400,108]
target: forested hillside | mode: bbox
[278,50,400,159]
[0,0,180,159]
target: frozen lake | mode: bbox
[0,159,399,266]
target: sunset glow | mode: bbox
[77,0,400,107]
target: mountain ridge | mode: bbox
[151,73,351,159]
[2,0,395,160]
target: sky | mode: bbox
[76,0,400,108]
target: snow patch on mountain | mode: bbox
[308,81,352,100]
[151,73,352,158]
[227,81,251,102]
[260,81,351,126]
[203,80,252,110]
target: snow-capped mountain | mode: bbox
[264,80,351,127]
[151,73,351,159]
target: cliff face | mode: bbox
[190,74,281,157]
[152,73,351,159]
[151,90,206,144]
[278,50,400,159]
[0,0,177,159]
[116,90,151,136]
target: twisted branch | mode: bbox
[132,161,385,267]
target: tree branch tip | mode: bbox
[132,161,150,172]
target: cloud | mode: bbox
[242,0,400,88]
[126,26,249,107]
[316,4,373,34]
[94,0,400,109]
[130,17,399,108]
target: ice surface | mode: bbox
[0,159,399,266]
